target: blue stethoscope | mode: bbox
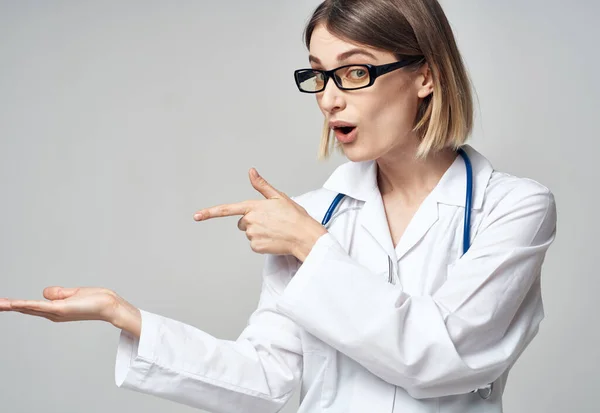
[319,147,494,399]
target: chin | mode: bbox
[339,142,381,163]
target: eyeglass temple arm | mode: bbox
[373,56,426,77]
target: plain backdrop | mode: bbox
[0,1,597,412]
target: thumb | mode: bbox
[43,286,80,300]
[249,168,281,199]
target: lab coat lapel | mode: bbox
[323,158,438,261]
[394,195,439,260]
[323,160,396,259]
[393,144,493,260]
[357,189,397,260]
[357,188,439,264]
[351,161,440,262]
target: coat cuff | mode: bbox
[115,309,161,388]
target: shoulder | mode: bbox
[484,170,555,212]
[466,145,555,215]
[478,169,557,244]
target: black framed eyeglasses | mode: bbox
[293,56,425,93]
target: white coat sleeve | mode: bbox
[276,183,557,399]
[114,254,303,413]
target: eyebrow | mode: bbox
[308,48,378,65]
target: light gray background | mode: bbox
[0,1,597,412]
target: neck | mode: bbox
[376,143,457,205]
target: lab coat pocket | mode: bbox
[301,351,327,405]
[302,332,338,409]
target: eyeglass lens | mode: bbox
[297,66,371,92]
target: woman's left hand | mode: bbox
[193,168,327,262]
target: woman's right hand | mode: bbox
[0,287,142,338]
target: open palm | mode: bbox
[0,287,119,323]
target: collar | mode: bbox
[322,144,494,210]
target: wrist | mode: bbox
[294,220,327,262]
[110,296,142,339]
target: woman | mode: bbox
[0,1,557,412]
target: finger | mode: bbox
[249,168,282,199]
[0,298,11,311]
[43,286,80,301]
[237,216,248,231]
[193,201,252,221]
[10,299,63,315]
[14,309,60,322]
[244,226,256,241]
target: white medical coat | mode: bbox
[115,145,557,413]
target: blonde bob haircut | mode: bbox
[304,0,474,160]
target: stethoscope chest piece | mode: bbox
[477,382,493,400]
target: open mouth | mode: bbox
[335,126,356,135]
[333,125,358,143]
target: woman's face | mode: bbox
[308,24,432,162]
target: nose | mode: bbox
[318,76,346,115]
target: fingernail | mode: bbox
[194,213,202,220]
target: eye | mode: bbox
[349,68,368,79]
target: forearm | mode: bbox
[114,254,303,413]
[276,231,549,398]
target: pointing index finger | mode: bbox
[194,201,253,221]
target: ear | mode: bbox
[416,62,434,99]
